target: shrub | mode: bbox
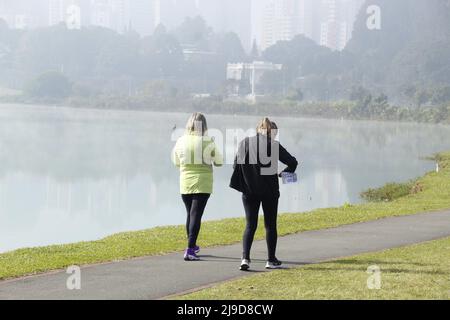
[361,181,416,202]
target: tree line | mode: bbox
[1,0,450,125]
[0,16,248,99]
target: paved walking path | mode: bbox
[1,210,450,300]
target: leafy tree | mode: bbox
[436,104,450,123]
[301,74,338,101]
[71,82,96,98]
[258,70,285,95]
[414,89,431,108]
[141,25,184,78]
[15,25,117,78]
[213,32,246,63]
[347,0,450,100]
[401,85,417,104]
[430,86,450,105]
[94,30,141,77]
[2,1,450,104]
[153,24,167,37]
[173,16,212,50]
[263,36,332,82]
[250,39,259,60]
[350,86,372,102]
[262,35,355,98]
[352,91,373,117]
[286,87,304,102]
[25,71,72,99]
[141,80,178,98]
[374,93,388,106]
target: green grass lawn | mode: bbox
[0,152,449,281]
[178,237,450,300]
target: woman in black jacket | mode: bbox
[230,117,298,271]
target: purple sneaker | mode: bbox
[194,246,200,254]
[184,248,200,261]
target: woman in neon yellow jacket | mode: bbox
[172,113,223,261]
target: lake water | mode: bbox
[1,104,450,253]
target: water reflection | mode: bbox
[1,104,450,252]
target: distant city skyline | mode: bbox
[0,0,365,51]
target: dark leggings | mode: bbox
[182,194,210,249]
[242,193,279,261]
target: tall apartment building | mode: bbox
[48,0,154,35]
[261,0,300,50]
[1,0,154,34]
[152,0,252,49]
[319,0,363,50]
[255,0,362,51]
[128,0,155,36]
[4,0,363,49]
[298,0,321,41]
[90,0,111,29]
[0,0,48,29]
[154,0,199,30]
[48,0,64,26]
[89,0,127,32]
[48,0,90,29]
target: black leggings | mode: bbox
[182,194,210,249]
[242,193,279,261]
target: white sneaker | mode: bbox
[265,259,283,269]
[240,259,250,271]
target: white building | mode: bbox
[227,61,282,97]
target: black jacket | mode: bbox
[230,134,298,197]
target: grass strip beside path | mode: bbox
[1,152,450,281]
[178,236,450,300]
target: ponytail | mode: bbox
[257,117,277,137]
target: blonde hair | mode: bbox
[186,112,208,136]
[257,117,277,137]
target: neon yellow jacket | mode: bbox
[172,133,223,195]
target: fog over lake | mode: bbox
[1,104,450,253]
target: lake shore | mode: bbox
[1,95,450,125]
[1,151,449,281]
